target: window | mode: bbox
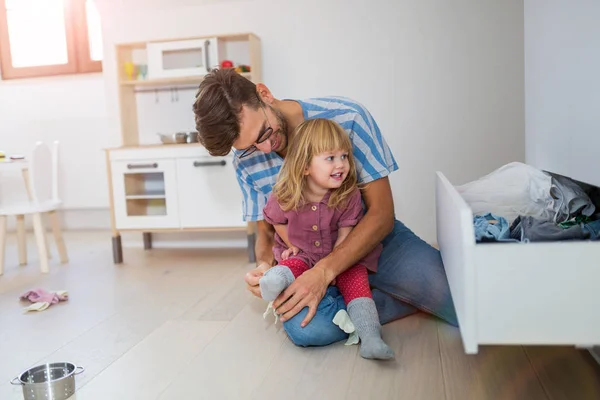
[0,0,102,80]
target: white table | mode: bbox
[0,158,28,171]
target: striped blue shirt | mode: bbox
[232,96,398,221]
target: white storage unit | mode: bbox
[108,145,243,231]
[106,33,261,263]
[106,143,251,262]
[435,170,600,354]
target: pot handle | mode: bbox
[10,377,22,385]
[74,366,85,375]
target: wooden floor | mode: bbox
[1,231,599,400]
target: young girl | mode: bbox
[259,118,394,360]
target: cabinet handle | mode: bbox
[127,163,158,169]
[193,160,226,167]
[204,40,211,71]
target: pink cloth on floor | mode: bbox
[20,288,68,304]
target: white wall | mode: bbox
[0,72,113,209]
[0,0,525,244]
[525,0,600,188]
[101,0,525,243]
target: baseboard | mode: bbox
[6,208,248,249]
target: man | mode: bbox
[193,68,457,346]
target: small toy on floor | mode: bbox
[20,288,68,312]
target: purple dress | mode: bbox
[263,188,382,272]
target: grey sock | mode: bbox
[259,265,295,301]
[347,297,395,360]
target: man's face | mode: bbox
[234,101,289,156]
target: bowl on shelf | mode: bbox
[187,131,199,143]
[157,132,188,144]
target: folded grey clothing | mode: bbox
[510,215,590,242]
[550,175,596,223]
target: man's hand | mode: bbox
[281,245,300,260]
[244,262,272,298]
[273,265,330,327]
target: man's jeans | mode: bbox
[283,219,458,347]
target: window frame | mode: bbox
[0,0,102,80]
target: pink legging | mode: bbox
[279,258,372,305]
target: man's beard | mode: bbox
[270,105,289,151]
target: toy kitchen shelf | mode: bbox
[118,72,252,87]
[105,33,261,264]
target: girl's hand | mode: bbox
[281,245,300,260]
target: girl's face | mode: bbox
[304,149,351,193]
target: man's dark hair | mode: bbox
[193,68,261,156]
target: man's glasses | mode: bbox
[238,97,274,159]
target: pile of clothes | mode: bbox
[456,162,600,243]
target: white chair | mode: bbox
[0,141,68,275]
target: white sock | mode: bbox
[259,265,295,301]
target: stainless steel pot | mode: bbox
[11,362,84,400]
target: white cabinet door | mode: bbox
[176,156,245,228]
[111,159,180,229]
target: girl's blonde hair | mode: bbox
[273,118,358,212]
